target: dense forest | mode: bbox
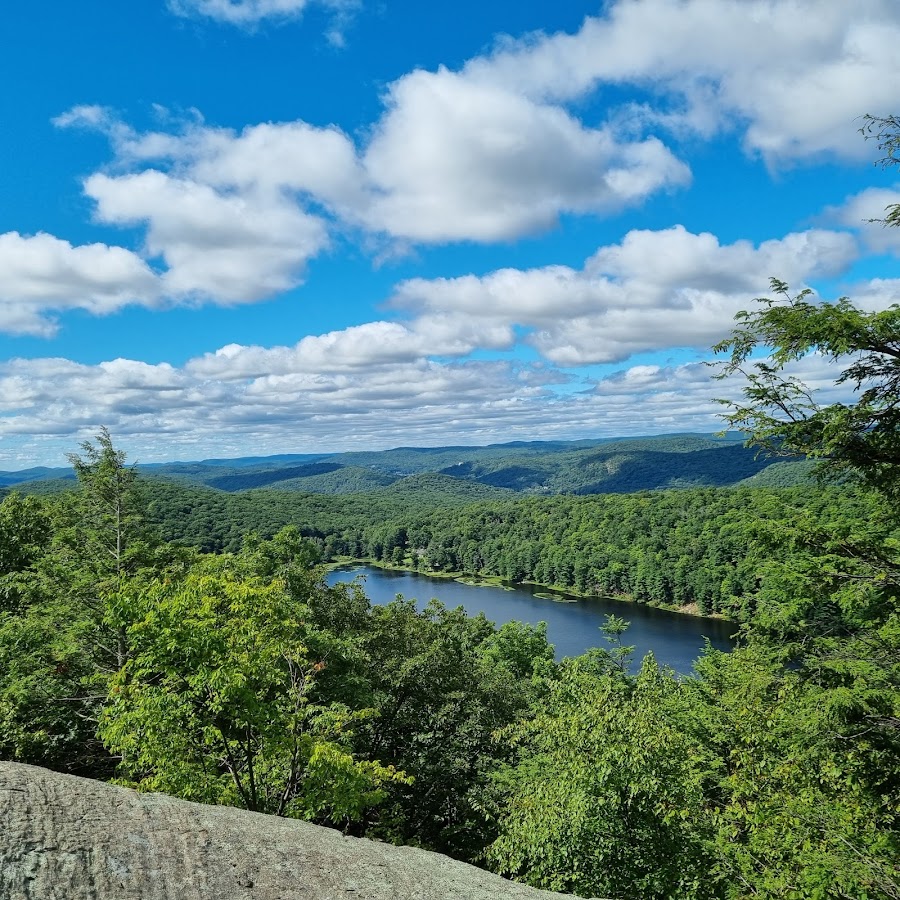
[139,477,873,620]
[2,282,900,899]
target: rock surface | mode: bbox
[0,762,583,900]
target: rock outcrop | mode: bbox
[0,762,582,900]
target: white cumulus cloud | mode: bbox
[10,0,899,339]
[86,170,329,302]
[392,226,860,364]
[359,67,690,242]
[0,232,160,336]
[187,315,515,379]
[827,186,900,254]
[473,0,900,163]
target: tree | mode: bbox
[0,492,51,612]
[67,427,140,584]
[339,598,556,859]
[0,431,187,776]
[687,644,900,900]
[714,279,900,499]
[711,291,900,891]
[708,120,900,894]
[0,589,106,774]
[489,654,715,900]
[861,113,900,227]
[99,553,405,822]
[716,112,900,500]
[41,427,170,671]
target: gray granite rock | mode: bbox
[0,762,588,900]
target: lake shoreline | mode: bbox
[325,557,734,624]
[325,563,736,671]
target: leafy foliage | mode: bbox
[0,492,51,611]
[100,555,405,821]
[489,651,715,900]
[688,646,900,900]
[861,113,900,227]
[715,279,900,499]
[491,636,900,900]
[707,219,900,893]
[346,600,555,857]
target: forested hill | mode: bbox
[135,475,510,552]
[136,476,877,621]
[3,432,810,497]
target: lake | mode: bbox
[326,565,736,674]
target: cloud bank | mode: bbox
[0,339,858,469]
[392,226,859,364]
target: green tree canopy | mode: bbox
[715,279,900,498]
[708,128,900,895]
[489,653,714,900]
[99,553,406,821]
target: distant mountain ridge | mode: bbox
[3,432,811,497]
[0,466,75,487]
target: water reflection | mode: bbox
[326,565,736,674]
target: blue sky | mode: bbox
[1,0,899,467]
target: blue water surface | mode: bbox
[326,565,736,674]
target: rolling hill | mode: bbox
[2,432,808,498]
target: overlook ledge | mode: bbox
[0,762,591,900]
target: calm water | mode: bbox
[326,565,736,674]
